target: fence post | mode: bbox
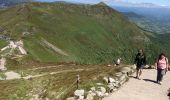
[77,74,80,89]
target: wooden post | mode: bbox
[77,74,80,89]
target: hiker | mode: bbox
[116,58,121,66]
[155,53,169,84]
[134,49,146,80]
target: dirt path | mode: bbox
[2,68,96,80]
[104,69,170,100]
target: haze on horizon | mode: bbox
[36,0,170,7]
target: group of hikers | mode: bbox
[134,49,169,85]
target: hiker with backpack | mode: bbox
[134,49,146,80]
[155,53,169,84]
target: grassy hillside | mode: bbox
[0,2,168,64]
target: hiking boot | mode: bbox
[157,81,161,85]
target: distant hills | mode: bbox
[0,0,32,8]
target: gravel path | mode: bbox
[104,69,170,100]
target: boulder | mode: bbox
[115,80,120,84]
[103,77,109,83]
[131,64,136,69]
[99,87,106,94]
[74,89,84,97]
[96,91,104,97]
[96,83,103,86]
[107,83,114,92]
[149,65,155,69]
[144,65,150,69]
[109,77,115,83]
[115,72,123,77]
[104,93,109,97]
[114,83,120,88]
[113,88,118,92]
[86,93,94,100]
[67,97,75,100]
[119,75,127,81]
[5,71,21,80]
[120,79,127,85]
[88,91,96,96]
[107,64,112,67]
[90,87,95,91]
[78,95,84,100]
[0,57,7,71]
[120,67,131,74]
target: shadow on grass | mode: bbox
[143,79,157,83]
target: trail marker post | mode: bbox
[77,74,80,89]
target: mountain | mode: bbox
[0,2,169,65]
[0,0,32,7]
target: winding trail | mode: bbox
[104,69,170,100]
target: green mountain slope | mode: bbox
[0,2,167,64]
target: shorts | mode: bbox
[136,65,144,70]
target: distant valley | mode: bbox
[113,6,170,34]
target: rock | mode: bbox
[131,64,136,69]
[119,75,126,81]
[91,87,95,91]
[31,94,39,100]
[120,67,131,74]
[108,77,115,83]
[74,89,84,97]
[149,65,155,69]
[0,57,7,71]
[144,65,150,69]
[66,97,76,100]
[107,64,111,67]
[88,91,96,96]
[115,80,120,84]
[78,95,84,100]
[96,83,103,86]
[104,93,109,97]
[5,71,21,80]
[113,88,118,92]
[114,84,120,88]
[22,32,31,37]
[115,72,122,77]
[107,83,114,92]
[108,83,114,88]
[96,91,104,97]
[86,93,94,100]
[103,77,109,83]
[100,87,106,94]
[120,79,127,85]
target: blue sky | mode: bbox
[37,0,170,6]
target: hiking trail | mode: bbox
[104,69,170,100]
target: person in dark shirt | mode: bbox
[134,49,146,80]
